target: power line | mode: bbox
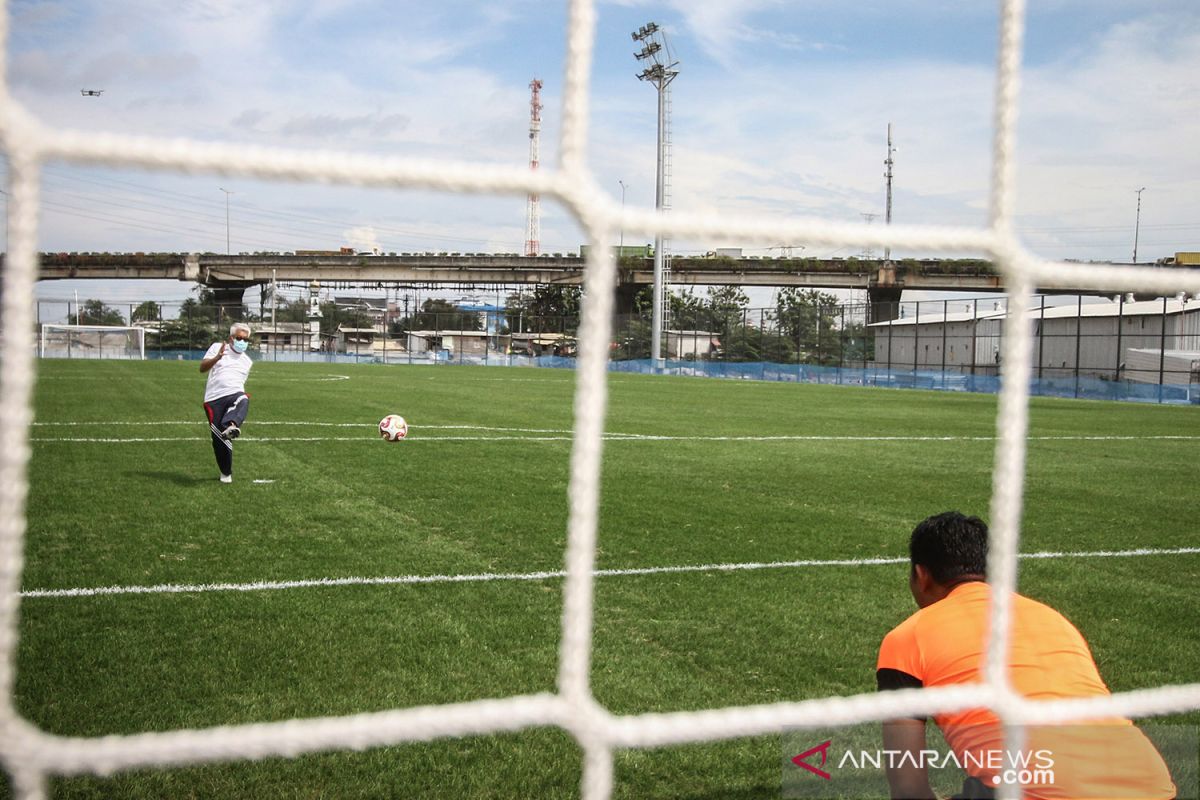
[40,166,527,251]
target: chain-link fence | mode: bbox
[34,296,1200,403]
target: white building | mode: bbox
[664,330,720,359]
[869,298,1200,383]
[256,321,320,351]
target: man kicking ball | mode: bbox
[200,322,253,483]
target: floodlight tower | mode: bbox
[524,78,544,257]
[633,22,680,367]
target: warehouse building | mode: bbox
[869,297,1200,384]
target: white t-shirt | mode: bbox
[203,341,253,402]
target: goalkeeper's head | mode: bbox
[907,511,988,608]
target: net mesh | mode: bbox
[2,1,1199,798]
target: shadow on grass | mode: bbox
[138,471,215,487]
[673,786,778,800]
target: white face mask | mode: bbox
[231,338,249,354]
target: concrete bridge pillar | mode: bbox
[208,281,261,322]
[868,285,903,323]
[868,262,903,323]
[614,281,641,318]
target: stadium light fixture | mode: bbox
[635,42,661,60]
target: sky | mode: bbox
[6,0,1200,308]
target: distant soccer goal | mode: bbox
[38,324,146,360]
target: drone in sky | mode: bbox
[80,89,103,97]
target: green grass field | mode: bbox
[13,359,1200,798]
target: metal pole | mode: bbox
[886,312,893,374]
[1074,295,1083,397]
[971,298,978,378]
[1158,295,1168,398]
[1037,296,1046,380]
[651,81,666,368]
[1133,187,1146,263]
[1115,294,1124,380]
[913,301,919,373]
[940,299,947,377]
[219,187,233,255]
[618,180,627,252]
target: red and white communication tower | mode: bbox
[524,78,543,257]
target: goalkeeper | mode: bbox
[876,511,1175,799]
[199,323,254,484]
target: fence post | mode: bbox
[1158,295,1168,401]
[886,312,893,374]
[941,299,948,380]
[816,307,823,366]
[971,298,978,378]
[913,301,920,373]
[1037,295,1046,380]
[1074,295,1083,397]
[1115,294,1124,380]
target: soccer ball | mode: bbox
[378,414,408,441]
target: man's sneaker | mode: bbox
[219,474,233,484]
[222,423,241,440]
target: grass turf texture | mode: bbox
[12,359,1199,798]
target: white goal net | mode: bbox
[1,1,1198,799]
[38,324,146,360]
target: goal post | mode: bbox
[38,324,146,360]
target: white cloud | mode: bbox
[344,225,382,253]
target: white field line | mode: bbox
[27,433,1200,444]
[28,421,1200,444]
[20,546,1200,600]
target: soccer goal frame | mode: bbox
[38,324,146,360]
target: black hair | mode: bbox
[909,511,988,585]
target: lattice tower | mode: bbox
[524,78,544,257]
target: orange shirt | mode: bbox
[877,582,1175,799]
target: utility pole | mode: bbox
[884,123,895,262]
[633,21,680,367]
[861,213,878,259]
[1132,187,1146,263]
[618,180,627,251]
[219,187,233,255]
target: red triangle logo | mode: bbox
[791,739,832,780]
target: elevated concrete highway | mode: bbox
[26,251,1183,317]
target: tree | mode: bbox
[524,285,581,333]
[275,298,312,324]
[401,298,483,332]
[667,289,710,330]
[179,297,215,324]
[721,327,798,363]
[612,318,652,360]
[131,301,161,322]
[705,286,750,333]
[502,291,531,335]
[156,318,216,350]
[78,299,125,326]
[772,288,842,363]
[840,320,872,365]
